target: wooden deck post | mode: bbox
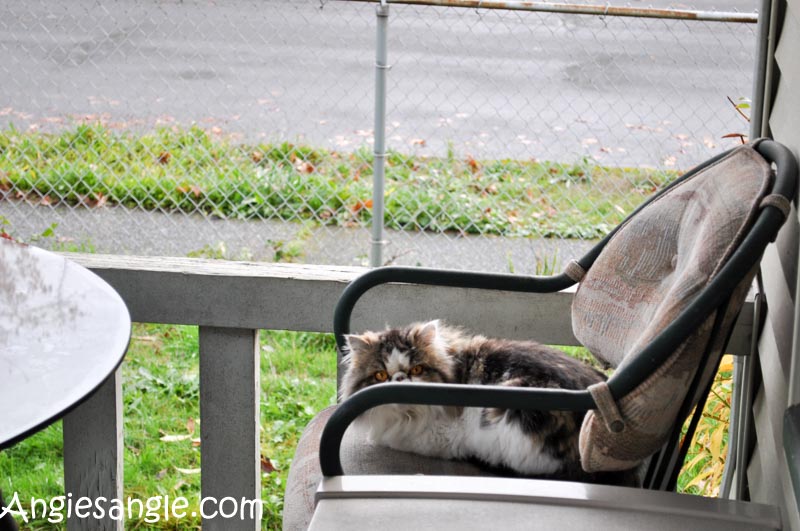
[199,327,260,530]
[63,369,123,531]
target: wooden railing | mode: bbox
[60,254,756,530]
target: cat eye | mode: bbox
[410,365,424,376]
[374,370,389,382]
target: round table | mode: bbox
[0,238,130,450]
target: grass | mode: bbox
[676,355,734,496]
[0,326,731,529]
[0,124,677,240]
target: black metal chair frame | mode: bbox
[319,139,798,492]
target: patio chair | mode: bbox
[283,138,798,530]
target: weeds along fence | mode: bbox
[0,0,757,273]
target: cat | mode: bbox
[340,320,627,483]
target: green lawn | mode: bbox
[0,124,676,240]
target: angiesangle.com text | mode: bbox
[0,492,266,524]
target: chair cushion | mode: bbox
[283,406,493,531]
[572,145,772,472]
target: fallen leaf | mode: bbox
[261,455,277,474]
[174,467,201,475]
[295,160,314,174]
[155,469,168,480]
[251,151,264,163]
[191,438,201,448]
[467,157,480,173]
[186,418,196,434]
[410,138,426,147]
[81,193,107,208]
[125,444,141,457]
[176,185,203,197]
[351,199,373,214]
[157,151,171,165]
[160,434,193,442]
[132,335,160,342]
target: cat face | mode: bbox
[340,320,455,399]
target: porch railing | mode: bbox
[60,253,755,529]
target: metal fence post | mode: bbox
[749,0,772,139]
[370,0,390,267]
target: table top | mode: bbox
[0,238,130,449]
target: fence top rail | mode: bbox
[336,0,758,23]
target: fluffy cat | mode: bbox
[340,320,618,482]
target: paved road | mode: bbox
[1,0,757,167]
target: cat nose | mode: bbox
[392,373,407,382]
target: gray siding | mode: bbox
[750,0,800,525]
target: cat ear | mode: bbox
[344,333,372,354]
[416,320,440,345]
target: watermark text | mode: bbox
[0,492,265,524]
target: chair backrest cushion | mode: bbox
[572,145,773,472]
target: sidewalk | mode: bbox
[0,200,593,275]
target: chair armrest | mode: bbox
[318,381,595,476]
[333,266,579,350]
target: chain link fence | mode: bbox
[0,0,757,273]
